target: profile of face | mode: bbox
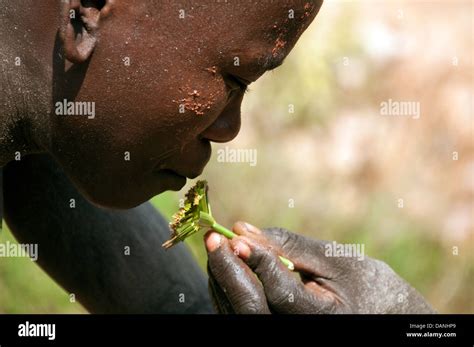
[49,0,322,209]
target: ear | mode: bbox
[59,0,113,64]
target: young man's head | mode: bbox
[1,0,322,208]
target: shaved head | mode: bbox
[1,0,322,208]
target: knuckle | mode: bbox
[262,227,290,244]
[268,286,295,308]
[252,247,281,275]
[234,294,265,314]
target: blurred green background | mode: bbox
[0,1,472,313]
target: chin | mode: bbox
[76,184,162,210]
[82,191,149,210]
[67,169,188,210]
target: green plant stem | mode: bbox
[211,222,236,239]
[206,219,295,271]
[278,256,295,271]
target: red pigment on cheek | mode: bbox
[204,66,217,75]
[172,89,215,116]
[171,67,221,116]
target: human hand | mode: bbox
[205,223,435,314]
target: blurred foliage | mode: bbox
[0,0,472,313]
[0,226,85,313]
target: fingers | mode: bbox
[208,270,235,314]
[206,233,235,313]
[231,235,336,314]
[233,221,263,236]
[206,223,340,313]
[205,232,270,314]
[233,222,333,277]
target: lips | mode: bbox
[181,170,203,179]
[156,168,201,179]
[153,141,211,181]
[160,169,185,179]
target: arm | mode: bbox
[2,154,213,313]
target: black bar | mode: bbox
[0,314,472,346]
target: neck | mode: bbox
[0,58,49,167]
[0,15,51,167]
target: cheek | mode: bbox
[165,69,230,134]
[62,69,229,175]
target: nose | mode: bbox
[200,92,243,143]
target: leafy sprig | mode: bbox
[162,180,294,270]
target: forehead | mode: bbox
[124,1,320,67]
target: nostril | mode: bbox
[201,113,241,143]
[200,94,243,143]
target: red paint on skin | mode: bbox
[271,2,316,57]
[172,88,215,116]
[272,37,287,57]
[172,66,220,116]
[204,66,217,75]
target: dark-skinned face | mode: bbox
[50,0,322,209]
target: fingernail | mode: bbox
[244,222,261,235]
[233,221,262,236]
[233,221,248,235]
[205,232,222,252]
[232,240,251,260]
